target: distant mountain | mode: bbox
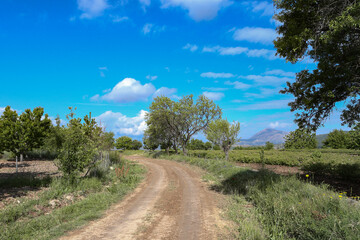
[237,128,289,146]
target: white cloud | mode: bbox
[269,121,291,129]
[237,99,291,111]
[238,75,293,86]
[97,78,156,103]
[152,87,178,99]
[250,1,274,16]
[110,15,129,23]
[224,81,251,90]
[202,45,277,60]
[142,23,166,35]
[203,91,224,101]
[200,72,235,79]
[146,75,158,81]
[183,43,198,52]
[139,0,151,9]
[233,27,276,45]
[96,110,148,136]
[244,87,281,98]
[202,87,228,91]
[161,0,232,21]
[77,0,109,19]
[264,69,295,77]
[246,49,277,60]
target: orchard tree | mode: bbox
[42,115,65,154]
[0,106,51,158]
[205,119,240,161]
[188,139,206,150]
[115,136,133,150]
[284,129,317,149]
[323,129,350,149]
[146,95,221,155]
[131,140,142,150]
[274,0,360,130]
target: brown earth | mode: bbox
[60,156,233,240]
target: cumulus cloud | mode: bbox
[77,0,109,19]
[233,27,277,45]
[269,121,291,129]
[152,87,178,99]
[200,72,235,79]
[237,99,291,111]
[264,69,295,77]
[95,78,156,103]
[203,91,224,101]
[161,0,232,21]
[224,81,251,90]
[96,110,148,136]
[146,75,158,81]
[183,43,198,52]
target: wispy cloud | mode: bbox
[200,72,235,79]
[183,43,198,52]
[202,87,228,91]
[153,87,178,99]
[246,1,274,16]
[201,45,278,60]
[203,91,225,101]
[161,0,232,21]
[233,27,276,45]
[77,0,110,19]
[237,99,292,111]
[238,75,293,86]
[142,23,166,35]
[269,121,291,129]
[264,69,295,77]
[224,81,251,90]
[110,15,129,23]
[146,75,158,81]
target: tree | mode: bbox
[265,141,274,150]
[284,129,317,149]
[323,129,350,149]
[188,139,206,150]
[146,95,222,155]
[143,131,159,151]
[115,136,133,150]
[102,131,115,151]
[204,141,212,150]
[348,123,360,149]
[0,106,51,157]
[131,140,142,150]
[274,1,360,130]
[42,115,65,154]
[58,108,102,178]
[205,119,240,161]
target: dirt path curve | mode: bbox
[60,156,230,240]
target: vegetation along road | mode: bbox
[61,155,230,240]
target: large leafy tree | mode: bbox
[0,106,51,157]
[274,0,360,130]
[146,95,222,155]
[115,136,133,150]
[323,129,350,149]
[284,129,317,149]
[205,119,240,160]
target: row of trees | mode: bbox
[323,125,360,149]
[115,136,142,150]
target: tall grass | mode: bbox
[148,152,360,239]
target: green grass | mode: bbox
[188,149,360,180]
[0,159,146,240]
[147,151,360,240]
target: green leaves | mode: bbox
[274,0,360,130]
[205,119,240,160]
[284,129,317,149]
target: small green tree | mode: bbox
[131,140,142,150]
[348,123,360,150]
[204,141,212,150]
[58,108,101,178]
[264,141,274,150]
[323,129,350,149]
[284,129,317,149]
[143,132,159,151]
[102,131,115,151]
[188,139,206,150]
[205,119,240,161]
[115,136,133,150]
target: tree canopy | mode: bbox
[205,119,240,160]
[146,94,222,155]
[284,129,317,149]
[274,0,360,130]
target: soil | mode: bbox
[60,156,233,240]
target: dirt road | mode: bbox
[60,156,230,240]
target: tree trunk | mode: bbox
[166,146,169,155]
[225,149,229,161]
[20,154,23,162]
[182,146,188,156]
[16,155,18,173]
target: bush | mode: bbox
[284,129,317,149]
[264,141,274,150]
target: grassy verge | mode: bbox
[147,152,360,240]
[0,158,146,240]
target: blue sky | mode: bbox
[0,0,348,140]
